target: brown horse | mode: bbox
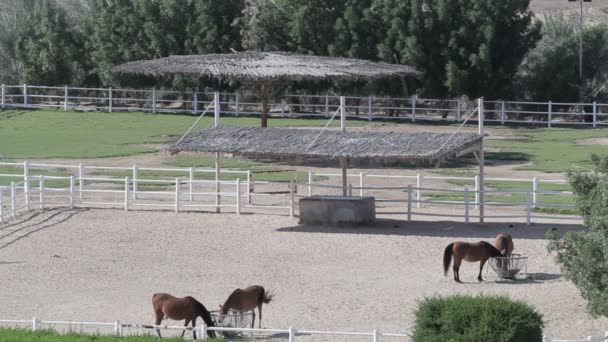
[219,285,273,328]
[443,241,503,282]
[152,293,216,339]
[493,233,514,257]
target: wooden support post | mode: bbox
[340,158,348,196]
[548,101,552,128]
[152,88,157,114]
[193,91,198,114]
[1,83,4,109]
[411,95,416,122]
[23,84,28,108]
[214,91,220,126]
[340,96,346,132]
[108,87,113,112]
[215,152,220,213]
[478,98,485,223]
[368,96,373,121]
[64,85,68,110]
[39,176,45,209]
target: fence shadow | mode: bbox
[276,219,585,240]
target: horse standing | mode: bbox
[443,241,503,282]
[219,285,273,328]
[152,293,216,339]
[493,233,514,257]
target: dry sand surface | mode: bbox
[0,208,606,340]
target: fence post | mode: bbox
[114,320,122,336]
[189,167,195,201]
[11,181,16,218]
[368,96,373,121]
[39,176,45,209]
[464,187,469,224]
[152,88,157,114]
[1,83,4,109]
[64,85,68,110]
[532,177,538,208]
[373,329,381,342]
[124,177,129,211]
[32,317,38,331]
[23,83,28,108]
[175,177,180,213]
[547,101,552,128]
[132,165,138,200]
[416,173,422,208]
[235,92,240,116]
[23,161,30,210]
[201,323,208,340]
[340,96,346,131]
[526,190,532,225]
[288,326,296,342]
[289,179,295,217]
[325,95,329,118]
[108,87,113,112]
[542,336,550,342]
[236,178,241,215]
[281,98,286,117]
[501,101,506,124]
[593,101,597,128]
[193,91,198,115]
[456,98,462,122]
[247,170,252,204]
[407,185,412,223]
[359,172,364,197]
[348,184,353,196]
[0,188,4,223]
[411,95,416,122]
[308,171,314,196]
[69,175,75,209]
[474,176,480,211]
[78,163,85,200]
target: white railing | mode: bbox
[1,84,607,127]
[0,317,405,341]
[0,317,604,341]
[0,161,579,224]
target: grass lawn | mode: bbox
[0,328,222,341]
[0,109,365,159]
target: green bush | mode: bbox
[411,295,543,342]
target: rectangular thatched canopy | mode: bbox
[174,126,483,166]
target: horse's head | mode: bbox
[218,304,227,323]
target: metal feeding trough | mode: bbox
[210,309,254,337]
[488,254,528,279]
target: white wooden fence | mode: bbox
[0,161,580,224]
[0,317,604,341]
[1,84,607,127]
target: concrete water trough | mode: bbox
[298,195,376,225]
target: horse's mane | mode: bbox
[223,288,242,308]
[483,241,503,257]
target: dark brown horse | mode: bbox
[219,285,273,328]
[493,233,514,257]
[443,241,503,282]
[152,293,216,339]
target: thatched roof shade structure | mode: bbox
[113,51,420,127]
[173,126,483,166]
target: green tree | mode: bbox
[548,153,608,317]
[329,0,382,60]
[185,0,244,54]
[16,0,84,85]
[240,0,291,51]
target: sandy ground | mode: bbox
[0,208,605,340]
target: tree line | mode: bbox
[0,0,607,102]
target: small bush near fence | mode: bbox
[411,295,543,342]
[0,328,223,341]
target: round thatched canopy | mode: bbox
[112,51,421,82]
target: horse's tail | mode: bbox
[443,243,454,276]
[260,287,274,304]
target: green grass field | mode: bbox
[0,328,222,341]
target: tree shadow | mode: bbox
[276,219,585,240]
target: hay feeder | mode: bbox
[488,254,528,279]
[210,309,254,338]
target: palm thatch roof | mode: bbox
[113,51,421,82]
[173,126,482,165]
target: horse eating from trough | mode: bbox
[152,293,216,339]
[219,285,273,328]
[493,233,514,257]
[443,241,503,283]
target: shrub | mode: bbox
[411,295,543,342]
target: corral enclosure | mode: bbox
[0,208,606,340]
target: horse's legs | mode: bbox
[181,319,190,338]
[251,310,256,329]
[453,256,462,283]
[478,258,488,282]
[191,317,197,340]
[155,314,163,339]
[258,303,263,328]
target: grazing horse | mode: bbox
[493,233,514,257]
[443,241,503,283]
[219,285,273,328]
[152,293,216,339]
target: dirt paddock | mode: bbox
[0,208,605,340]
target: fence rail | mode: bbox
[0,160,580,225]
[1,84,607,127]
[0,317,604,341]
